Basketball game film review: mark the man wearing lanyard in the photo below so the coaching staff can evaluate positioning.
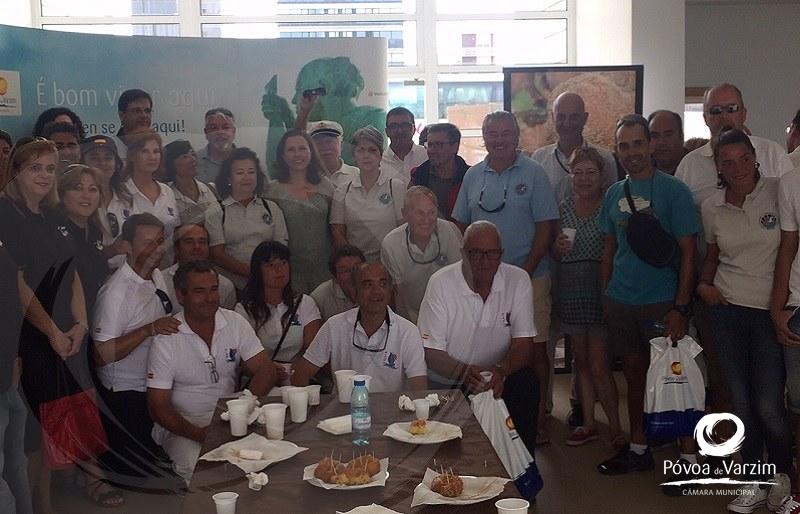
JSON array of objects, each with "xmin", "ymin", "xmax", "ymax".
[
  {"xmin": 530, "ymin": 92, "xmax": 618, "ymax": 204},
  {"xmin": 380, "ymin": 186, "xmax": 462, "ymax": 323},
  {"xmin": 452, "ymin": 110, "xmax": 558, "ymax": 442},
  {"xmin": 292, "ymin": 262, "xmax": 428, "ymax": 393}
]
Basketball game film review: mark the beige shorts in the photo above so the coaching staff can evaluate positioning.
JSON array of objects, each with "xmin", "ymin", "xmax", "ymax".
[{"xmin": 531, "ymin": 274, "xmax": 552, "ymax": 343}]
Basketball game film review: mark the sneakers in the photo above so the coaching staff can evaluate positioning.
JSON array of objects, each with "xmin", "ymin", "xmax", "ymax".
[
  {"xmin": 727, "ymin": 484, "xmax": 768, "ymax": 513},
  {"xmin": 566, "ymin": 427, "xmax": 598, "ymax": 446},
  {"xmin": 597, "ymin": 446, "xmax": 654, "ymax": 475},
  {"xmin": 661, "ymin": 458, "xmax": 699, "ymax": 497},
  {"xmin": 769, "ymin": 474, "xmax": 792, "ymax": 511},
  {"xmin": 777, "ymin": 495, "xmax": 800, "ymax": 514},
  {"xmin": 567, "ymin": 404, "xmax": 584, "ymax": 428}
]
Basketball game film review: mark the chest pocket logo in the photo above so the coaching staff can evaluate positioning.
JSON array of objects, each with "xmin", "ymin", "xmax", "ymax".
[
  {"xmin": 501, "ymin": 312, "xmax": 511, "ymax": 327},
  {"xmin": 225, "ymin": 348, "xmax": 238, "ymax": 362},
  {"xmin": 515, "ymin": 183, "xmax": 529, "ymax": 195},
  {"xmin": 760, "ymin": 212, "xmax": 778, "ymax": 230},
  {"xmin": 379, "ymin": 192, "xmax": 392, "ymax": 205},
  {"xmin": 383, "ymin": 351, "xmax": 398, "ymax": 369}
]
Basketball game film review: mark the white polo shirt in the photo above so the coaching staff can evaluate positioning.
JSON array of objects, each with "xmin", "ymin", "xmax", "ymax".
[
  {"xmin": 675, "ymin": 136, "xmax": 793, "ymax": 210},
  {"xmin": 302, "ymin": 307, "xmax": 427, "ymax": 393},
  {"xmin": 146, "ymin": 309, "xmax": 264, "ymax": 442},
  {"xmin": 163, "ymin": 263, "xmax": 237, "ymax": 311},
  {"xmin": 234, "ymin": 295, "xmax": 320, "ymax": 362},
  {"xmin": 93, "ymin": 262, "xmax": 172, "ymax": 392},
  {"xmin": 381, "ymin": 143, "xmax": 427, "ymax": 184},
  {"xmin": 530, "ymin": 141, "xmax": 618, "ymax": 204},
  {"xmin": 310, "ymin": 279, "xmax": 356, "ymax": 321},
  {"xmin": 779, "ymin": 170, "xmax": 800, "ymax": 306},
  {"xmin": 701, "ymin": 177, "xmax": 780, "ymax": 310},
  {"xmin": 380, "ymin": 219, "xmax": 463, "ymax": 323},
  {"xmin": 330, "ymin": 170, "xmax": 406, "ymax": 262},
  {"xmin": 790, "ymin": 147, "xmax": 800, "ymax": 171},
  {"xmin": 329, "ymin": 162, "xmax": 359, "ymax": 191},
  {"xmin": 170, "ymin": 179, "xmax": 218, "ymax": 226},
  {"xmin": 205, "ymin": 195, "xmax": 288, "ymax": 289},
  {"xmin": 417, "ymin": 262, "xmax": 537, "ymax": 386}
]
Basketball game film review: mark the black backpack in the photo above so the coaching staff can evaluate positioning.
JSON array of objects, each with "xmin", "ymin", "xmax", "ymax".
[{"xmin": 623, "ymin": 179, "xmax": 679, "ymax": 268}]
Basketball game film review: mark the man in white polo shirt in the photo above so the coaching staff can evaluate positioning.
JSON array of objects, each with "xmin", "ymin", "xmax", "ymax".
[
  {"xmin": 381, "ymin": 107, "xmax": 427, "ymax": 183},
  {"xmin": 147, "ymin": 261, "xmax": 278, "ymax": 483},
  {"xmin": 92, "ymin": 213, "xmax": 181, "ymax": 477},
  {"xmin": 310, "ymin": 244, "xmax": 365, "ymax": 322},
  {"xmin": 308, "ymin": 120, "xmax": 359, "ymax": 189},
  {"xmin": 163, "ymin": 224, "xmax": 236, "ymax": 310},
  {"xmin": 417, "ymin": 221, "xmax": 547, "ymax": 454},
  {"xmin": 292, "ymin": 262, "xmax": 428, "ymax": 393},
  {"xmin": 380, "ymin": 186, "xmax": 462, "ymax": 323}
]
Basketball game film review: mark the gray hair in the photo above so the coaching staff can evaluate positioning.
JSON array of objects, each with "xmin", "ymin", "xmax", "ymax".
[
  {"xmin": 481, "ymin": 111, "xmax": 520, "ymax": 138},
  {"xmin": 351, "ymin": 125, "xmax": 384, "ymax": 150},
  {"xmin": 404, "ymin": 185, "xmax": 438, "ymax": 208},
  {"xmin": 351, "ymin": 262, "xmax": 392, "ymax": 291},
  {"xmin": 703, "ymin": 83, "xmax": 744, "ymax": 109},
  {"xmin": 463, "ymin": 220, "xmax": 502, "ymax": 248}
]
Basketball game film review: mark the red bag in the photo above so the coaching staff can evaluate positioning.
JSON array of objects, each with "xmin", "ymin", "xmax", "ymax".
[{"xmin": 40, "ymin": 388, "xmax": 109, "ymax": 469}]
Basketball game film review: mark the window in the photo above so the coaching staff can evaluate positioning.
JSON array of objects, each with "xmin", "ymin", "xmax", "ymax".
[{"xmin": 42, "ymin": 23, "xmax": 179, "ymax": 36}]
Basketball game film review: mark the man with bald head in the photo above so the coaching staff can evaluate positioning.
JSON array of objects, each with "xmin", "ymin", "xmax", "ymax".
[
  {"xmin": 531, "ymin": 92, "xmax": 618, "ymax": 203},
  {"xmin": 418, "ymin": 221, "xmax": 547, "ymax": 453},
  {"xmin": 292, "ymin": 262, "xmax": 428, "ymax": 392},
  {"xmin": 676, "ymin": 83, "xmax": 793, "ymax": 210},
  {"xmin": 648, "ymin": 110, "xmax": 686, "ymax": 175}
]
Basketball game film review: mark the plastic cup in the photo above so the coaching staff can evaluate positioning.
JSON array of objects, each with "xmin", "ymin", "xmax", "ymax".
[
  {"xmin": 562, "ymin": 227, "xmax": 577, "ymax": 244},
  {"xmin": 226, "ymin": 399, "xmax": 251, "ymax": 437},
  {"xmin": 352, "ymin": 374, "xmax": 372, "ymax": 391},
  {"xmin": 413, "ymin": 398, "xmax": 430, "ymax": 420},
  {"xmin": 305, "ymin": 384, "xmax": 321, "ymax": 406},
  {"xmin": 495, "ymin": 498, "xmax": 530, "ymax": 513},
  {"xmin": 276, "ymin": 362, "xmax": 292, "ymax": 386},
  {"xmin": 335, "ymin": 370, "xmax": 356, "ymax": 403},
  {"xmin": 212, "ymin": 491, "xmax": 239, "ymax": 514},
  {"xmin": 262, "ymin": 403, "xmax": 287, "ymax": 440},
  {"xmin": 281, "ymin": 386, "xmax": 298, "ymax": 405},
  {"xmin": 288, "ymin": 388, "xmax": 309, "ymax": 423},
  {"xmin": 480, "ymin": 371, "xmax": 493, "ymax": 383}
]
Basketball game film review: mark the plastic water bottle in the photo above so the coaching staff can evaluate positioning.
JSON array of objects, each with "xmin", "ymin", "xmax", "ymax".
[{"xmin": 351, "ymin": 379, "xmax": 371, "ymax": 446}]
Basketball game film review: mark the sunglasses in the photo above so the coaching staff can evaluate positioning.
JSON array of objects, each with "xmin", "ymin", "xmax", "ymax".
[{"xmin": 707, "ymin": 104, "xmax": 740, "ymax": 116}]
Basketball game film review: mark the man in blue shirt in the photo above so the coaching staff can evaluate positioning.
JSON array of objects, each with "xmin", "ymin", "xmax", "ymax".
[
  {"xmin": 453, "ymin": 110, "xmax": 558, "ymax": 438},
  {"xmin": 598, "ymin": 114, "xmax": 699, "ymax": 478}
]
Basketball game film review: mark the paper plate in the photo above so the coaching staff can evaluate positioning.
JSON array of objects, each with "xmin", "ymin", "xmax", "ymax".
[
  {"xmin": 382, "ymin": 421, "xmax": 463, "ymax": 444},
  {"xmin": 199, "ymin": 432, "xmax": 308, "ymax": 473},
  {"xmin": 410, "ymin": 468, "xmax": 510, "ymax": 507},
  {"xmin": 303, "ymin": 458, "xmax": 389, "ymax": 490}
]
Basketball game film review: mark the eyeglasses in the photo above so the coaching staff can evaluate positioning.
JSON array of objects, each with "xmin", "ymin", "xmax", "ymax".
[
  {"xmin": 352, "ymin": 311, "xmax": 390, "ymax": 353},
  {"xmin": 466, "ymin": 249, "xmax": 503, "ymax": 261},
  {"xmin": 478, "ymin": 175, "xmax": 508, "ymax": 213},
  {"xmin": 204, "ymin": 354, "xmax": 220, "ymax": 383},
  {"xmin": 572, "ymin": 169, "xmax": 600, "ymax": 177},
  {"xmin": 707, "ymin": 104, "xmax": 740, "ymax": 116},
  {"xmin": 155, "ymin": 288, "xmax": 173, "ymax": 314},
  {"xmin": 387, "ymin": 122, "xmax": 413, "ymax": 131}
]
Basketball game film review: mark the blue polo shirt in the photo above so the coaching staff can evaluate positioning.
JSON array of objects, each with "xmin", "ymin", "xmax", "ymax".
[
  {"xmin": 453, "ymin": 152, "xmax": 558, "ymax": 277},
  {"xmin": 599, "ymin": 171, "xmax": 699, "ymax": 305}
]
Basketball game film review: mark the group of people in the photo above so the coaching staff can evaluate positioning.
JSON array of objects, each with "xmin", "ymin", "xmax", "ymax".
[{"xmin": 1, "ymin": 79, "xmax": 800, "ymax": 514}]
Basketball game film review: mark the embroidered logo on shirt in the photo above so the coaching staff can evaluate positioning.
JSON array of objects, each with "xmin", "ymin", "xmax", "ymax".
[
  {"xmin": 760, "ymin": 212, "xmax": 778, "ymax": 230},
  {"xmin": 436, "ymin": 254, "xmax": 449, "ymax": 266},
  {"xmin": 262, "ymin": 212, "xmax": 273, "ymax": 225},
  {"xmin": 147, "ymin": 372, "xmax": 154, "ymax": 379},
  {"xmin": 94, "ymin": 240, "xmax": 104, "ymax": 251},
  {"xmin": 501, "ymin": 312, "xmax": 511, "ymax": 326},
  {"xmin": 384, "ymin": 352, "xmax": 398, "ymax": 369},
  {"xmin": 617, "ymin": 196, "xmax": 651, "ymax": 214},
  {"xmin": 56, "ymin": 225, "xmax": 69, "ymax": 237},
  {"xmin": 226, "ymin": 348, "xmax": 238, "ymax": 362},
  {"xmin": 515, "ymin": 183, "xmax": 529, "ymax": 195},
  {"xmin": 122, "ymin": 208, "xmax": 131, "ymax": 219},
  {"xmin": 379, "ymin": 193, "xmax": 392, "ymax": 204},
  {"xmin": 167, "ymin": 207, "xmax": 175, "ymax": 217}
]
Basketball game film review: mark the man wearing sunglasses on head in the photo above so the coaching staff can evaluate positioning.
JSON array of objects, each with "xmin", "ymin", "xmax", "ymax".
[
  {"xmin": 676, "ymin": 82, "xmax": 794, "ymax": 211},
  {"xmin": 292, "ymin": 262, "xmax": 428, "ymax": 393},
  {"xmin": 417, "ymin": 221, "xmax": 545, "ymax": 454}
]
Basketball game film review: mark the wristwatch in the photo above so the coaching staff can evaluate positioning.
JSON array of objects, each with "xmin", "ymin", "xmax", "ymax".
[{"xmin": 671, "ymin": 304, "xmax": 692, "ymax": 317}]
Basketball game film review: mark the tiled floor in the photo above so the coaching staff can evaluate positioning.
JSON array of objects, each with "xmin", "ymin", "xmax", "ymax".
[{"xmin": 49, "ymin": 372, "xmax": 736, "ymax": 514}]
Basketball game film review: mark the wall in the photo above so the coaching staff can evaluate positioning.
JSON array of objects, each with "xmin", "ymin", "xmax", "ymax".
[{"xmin": 686, "ymin": 1, "xmax": 800, "ymax": 146}]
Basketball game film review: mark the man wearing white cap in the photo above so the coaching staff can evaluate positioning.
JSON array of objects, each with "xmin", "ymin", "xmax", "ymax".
[{"xmin": 308, "ymin": 120, "xmax": 359, "ymax": 189}]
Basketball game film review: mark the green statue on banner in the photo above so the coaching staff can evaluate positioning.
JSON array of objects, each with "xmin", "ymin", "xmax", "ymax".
[{"xmin": 261, "ymin": 56, "xmax": 386, "ymax": 171}]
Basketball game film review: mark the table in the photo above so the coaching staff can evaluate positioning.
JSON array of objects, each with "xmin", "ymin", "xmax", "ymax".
[{"xmin": 181, "ymin": 390, "xmax": 519, "ymax": 513}]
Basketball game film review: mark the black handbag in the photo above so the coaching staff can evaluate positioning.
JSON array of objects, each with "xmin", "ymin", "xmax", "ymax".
[{"xmin": 623, "ymin": 179, "xmax": 680, "ymax": 268}]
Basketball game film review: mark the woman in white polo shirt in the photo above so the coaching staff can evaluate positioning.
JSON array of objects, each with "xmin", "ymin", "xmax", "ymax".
[
  {"xmin": 163, "ymin": 140, "xmax": 219, "ymax": 226},
  {"xmin": 235, "ymin": 241, "xmax": 321, "ymax": 384},
  {"xmin": 206, "ymin": 147, "xmax": 288, "ymax": 291},
  {"xmin": 697, "ymin": 129, "xmax": 792, "ymax": 511},
  {"xmin": 330, "ymin": 126, "xmax": 405, "ymax": 261}
]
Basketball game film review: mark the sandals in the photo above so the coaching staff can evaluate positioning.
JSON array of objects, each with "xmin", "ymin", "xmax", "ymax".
[{"xmin": 87, "ymin": 478, "xmax": 125, "ymax": 508}]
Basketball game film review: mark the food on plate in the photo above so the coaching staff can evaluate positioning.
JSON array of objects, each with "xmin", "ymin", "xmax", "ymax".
[
  {"xmin": 349, "ymin": 454, "xmax": 381, "ymax": 476},
  {"xmin": 409, "ymin": 419, "xmax": 427, "ymax": 435},
  {"xmin": 431, "ymin": 470, "xmax": 464, "ymax": 498},
  {"xmin": 314, "ymin": 457, "xmax": 342, "ymax": 482},
  {"xmin": 314, "ymin": 453, "xmax": 382, "ymax": 485},
  {"xmin": 238, "ymin": 449, "xmax": 263, "ymax": 460}
]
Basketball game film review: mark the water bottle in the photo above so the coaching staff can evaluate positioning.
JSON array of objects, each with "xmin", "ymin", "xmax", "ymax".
[{"xmin": 351, "ymin": 379, "xmax": 371, "ymax": 446}]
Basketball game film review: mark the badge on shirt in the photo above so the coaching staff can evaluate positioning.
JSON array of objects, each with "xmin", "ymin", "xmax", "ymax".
[
  {"xmin": 147, "ymin": 372, "xmax": 154, "ymax": 379},
  {"xmin": 436, "ymin": 254, "xmax": 449, "ymax": 266},
  {"xmin": 383, "ymin": 351, "xmax": 398, "ymax": 369},
  {"xmin": 515, "ymin": 183, "xmax": 529, "ymax": 195},
  {"xmin": 761, "ymin": 212, "xmax": 778, "ymax": 230},
  {"xmin": 262, "ymin": 212, "xmax": 273, "ymax": 225},
  {"xmin": 122, "ymin": 208, "xmax": 131, "ymax": 219},
  {"xmin": 379, "ymin": 193, "xmax": 392, "ymax": 205},
  {"xmin": 501, "ymin": 312, "xmax": 511, "ymax": 327},
  {"xmin": 225, "ymin": 348, "xmax": 238, "ymax": 362},
  {"xmin": 56, "ymin": 225, "xmax": 69, "ymax": 238},
  {"xmin": 167, "ymin": 207, "xmax": 175, "ymax": 217},
  {"xmin": 94, "ymin": 240, "xmax": 104, "ymax": 252}
]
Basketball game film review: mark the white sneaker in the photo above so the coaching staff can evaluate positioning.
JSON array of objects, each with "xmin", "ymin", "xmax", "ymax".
[
  {"xmin": 769, "ymin": 474, "xmax": 792, "ymax": 511},
  {"xmin": 728, "ymin": 484, "xmax": 768, "ymax": 513},
  {"xmin": 777, "ymin": 495, "xmax": 800, "ymax": 514}
]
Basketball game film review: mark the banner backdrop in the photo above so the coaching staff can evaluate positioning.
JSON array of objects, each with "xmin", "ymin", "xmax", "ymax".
[{"xmin": 0, "ymin": 24, "xmax": 388, "ymax": 167}]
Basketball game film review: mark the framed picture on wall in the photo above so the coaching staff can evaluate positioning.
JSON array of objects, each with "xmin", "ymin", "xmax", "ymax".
[{"xmin": 503, "ymin": 65, "xmax": 644, "ymax": 154}]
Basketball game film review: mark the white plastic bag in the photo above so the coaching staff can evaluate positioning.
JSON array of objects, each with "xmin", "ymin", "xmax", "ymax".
[
  {"xmin": 644, "ymin": 335, "xmax": 705, "ymax": 439},
  {"xmin": 470, "ymin": 391, "xmax": 543, "ymax": 501}
]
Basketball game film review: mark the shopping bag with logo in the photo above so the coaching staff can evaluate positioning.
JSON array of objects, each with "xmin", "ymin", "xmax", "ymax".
[
  {"xmin": 644, "ymin": 335, "xmax": 705, "ymax": 439},
  {"xmin": 470, "ymin": 391, "xmax": 543, "ymax": 501}
]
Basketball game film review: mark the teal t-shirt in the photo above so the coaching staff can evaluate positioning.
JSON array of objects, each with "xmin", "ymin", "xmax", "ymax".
[{"xmin": 599, "ymin": 171, "xmax": 699, "ymax": 305}]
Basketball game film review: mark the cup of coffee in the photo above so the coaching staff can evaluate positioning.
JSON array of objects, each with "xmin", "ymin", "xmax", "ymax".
[
  {"xmin": 212, "ymin": 491, "xmax": 239, "ymax": 514},
  {"xmin": 262, "ymin": 403, "xmax": 288, "ymax": 440},
  {"xmin": 334, "ymin": 370, "xmax": 357, "ymax": 403}
]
